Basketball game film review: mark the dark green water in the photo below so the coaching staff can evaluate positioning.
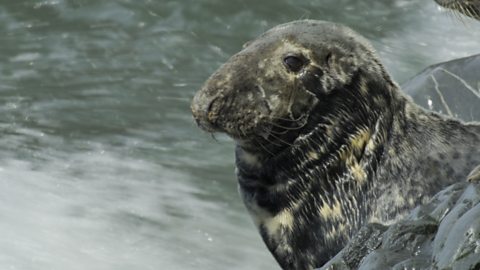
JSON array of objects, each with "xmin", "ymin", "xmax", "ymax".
[{"xmin": 0, "ymin": 1, "xmax": 478, "ymax": 269}]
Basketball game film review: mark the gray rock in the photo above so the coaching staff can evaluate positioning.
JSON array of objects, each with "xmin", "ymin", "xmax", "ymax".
[
  {"xmin": 402, "ymin": 54, "xmax": 480, "ymax": 122},
  {"xmin": 317, "ymin": 182, "xmax": 480, "ymax": 270}
]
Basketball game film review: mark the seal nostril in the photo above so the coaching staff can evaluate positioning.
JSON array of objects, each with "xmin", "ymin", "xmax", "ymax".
[
  {"xmin": 207, "ymin": 97, "xmax": 216, "ymax": 115},
  {"xmin": 191, "ymin": 91, "xmax": 220, "ymax": 131},
  {"xmin": 206, "ymin": 96, "xmax": 220, "ymax": 123}
]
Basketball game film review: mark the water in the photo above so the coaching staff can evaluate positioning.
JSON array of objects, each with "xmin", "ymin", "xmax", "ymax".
[{"xmin": 0, "ymin": 1, "xmax": 478, "ymax": 269}]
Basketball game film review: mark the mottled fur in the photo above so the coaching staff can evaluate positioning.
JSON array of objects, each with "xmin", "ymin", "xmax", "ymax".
[
  {"xmin": 191, "ymin": 20, "xmax": 480, "ymax": 269},
  {"xmin": 435, "ymin": 0, "xmax": 480, "ymax": 20}
]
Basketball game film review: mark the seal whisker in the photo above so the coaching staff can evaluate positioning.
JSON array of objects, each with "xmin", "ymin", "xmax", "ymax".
[
  {"xmin": 268, "ymin": 132, "xmax": 295, "ymax": 147},
  {"xmin": 270, "ymin": 113, "xmax": 307, "ymax": 122},
  {"xmin": 252, "ymin": 137, "xmax": 275, "ymax": 157},
  {"xmin": 261, "ymin": 136, "xmax": 284, "ymax": 147},
  {"xmin": 266, "ymin": 117, "xmax": 309, "ymax": 131},
  {"xmin": 269, "ymin": 128, "xmax": 290, "ymax": 135},
  {"xmin": 254, "ymin": 127, "xmax": 284, "ymax": 148}
]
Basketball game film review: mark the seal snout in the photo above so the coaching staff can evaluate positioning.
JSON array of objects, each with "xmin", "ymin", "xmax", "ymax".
[{"xmin": 191, "ymin": 87, "xmax": 223, "ymax": 132}]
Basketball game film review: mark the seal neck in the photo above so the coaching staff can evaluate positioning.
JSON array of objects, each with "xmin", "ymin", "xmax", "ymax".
[
  {"xmin": 235, "ymin": 69, "xmax": 407, "ymax": 269},
  {"xmin": 235, "ymin": 67, "xmax": 402, "ymax": 184}
]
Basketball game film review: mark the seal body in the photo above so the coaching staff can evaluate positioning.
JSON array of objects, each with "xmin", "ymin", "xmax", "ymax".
[{"xmin": 191, "ymin": 20, "xmax": 480, "ymax": 269}]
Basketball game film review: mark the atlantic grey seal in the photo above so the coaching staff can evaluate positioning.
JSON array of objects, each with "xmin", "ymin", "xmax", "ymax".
[{"xmin": 190, "ymin": 20, "xmax": 480, "ymax": 269}]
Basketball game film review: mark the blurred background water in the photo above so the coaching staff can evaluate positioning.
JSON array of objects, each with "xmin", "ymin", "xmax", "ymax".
[{"xmin": 0, "ymin": 1, "xmax": 478, "ymax": 269}]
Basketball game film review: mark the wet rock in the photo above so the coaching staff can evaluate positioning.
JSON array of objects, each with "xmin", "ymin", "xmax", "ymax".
[
  {"xmin": 318, "ymin": 182, "xmax": 480, "ymax": 270},
  {"xmin": 402, "ymin": 54, "xmax": 480, "ymax": 122}
]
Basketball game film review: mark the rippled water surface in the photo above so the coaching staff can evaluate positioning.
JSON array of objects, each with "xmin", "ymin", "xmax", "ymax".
[{"xmin": 0, "ymin": 1, "xmax": 478, "ymax": 269}]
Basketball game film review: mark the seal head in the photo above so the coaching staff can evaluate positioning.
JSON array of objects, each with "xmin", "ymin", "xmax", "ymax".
[{"xmin": 191, "ymin": 20, "xmax": 394, "ymax": 156}]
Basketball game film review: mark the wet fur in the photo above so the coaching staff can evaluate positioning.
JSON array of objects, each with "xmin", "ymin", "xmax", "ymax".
[
  {"xmin": 435, "ymin": 0, "xmax": 480, "ymax": 20},
  {"xmin": 191, "ymin": 20, "xmax": 480, "ymax": 269}
]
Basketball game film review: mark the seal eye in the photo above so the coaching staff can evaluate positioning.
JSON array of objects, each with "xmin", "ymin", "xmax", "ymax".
[{"xmin": 283, "ymin": 55, "xmax": 304, "ymax": 72}]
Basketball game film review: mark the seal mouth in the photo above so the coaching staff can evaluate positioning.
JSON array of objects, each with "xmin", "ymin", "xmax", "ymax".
[
  {"xmin": 191, "ymin": 85, "xmax": 275, "ymax": 143},
  {"xmin": 192, "ymin": 102, "xmax": 307, "ymax": 156},
  {"xmin": 191, "ymin": 95, "xmax": 223, "ymax": 133},
  {"xmin": 190, "ymin": 85, "xmax": 228, "ymax": 134},
  {"xmin": 191, "ymin": 105, "xmax": 217, "ymax": 133},
  {"xmin": 191, "ymin": 100, "xmax": 261, "ymax": 142}
]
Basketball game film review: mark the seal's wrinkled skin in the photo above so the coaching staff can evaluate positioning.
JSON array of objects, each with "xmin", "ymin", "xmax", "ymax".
[
  {"xmin": 435, "ymin": 0, "xmax": 480, "ymax": 20},
  {"xmin": 191, "ymin": 20, "xmax": 480, "ymax": 269}
]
